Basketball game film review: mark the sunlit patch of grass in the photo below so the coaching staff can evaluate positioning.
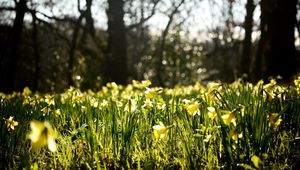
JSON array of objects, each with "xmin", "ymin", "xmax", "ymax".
[{"xmin": 1, "ymin": 77, "xmax": 300, "ymax": 169}]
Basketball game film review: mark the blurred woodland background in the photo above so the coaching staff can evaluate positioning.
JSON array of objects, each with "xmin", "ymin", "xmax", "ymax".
[{"xmin": 0, "ymin": 0, "xmax": 299, "ymax": 92}]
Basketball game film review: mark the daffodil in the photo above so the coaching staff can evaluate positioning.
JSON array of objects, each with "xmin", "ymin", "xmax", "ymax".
[
  {"xmin": 251, "ymin": 155, "xmax": 261, "ymax": 168},
  {"xmin": 142, "ymin": 98, "xmax": 153, "ymax": 109},
  {"xmin": 90, "ymin": 98, "xmax": 99, "ymax": 108},
  {"xmin": 132, "ymin": 80, "xmax": 151, "ymax": 89},
  {"xmin": 203, "ymin": 134, "xmax": 212, "ymax": 143},
  {"xmin": 124, "ymin": 99, "xmax": 137, "ymax": 113},
  {"xmin": 100, "ymin": 100, "xmax": 109, "ymax": 107},
  {"xmin": 269, "ymin": 113, "xmax": 282, "ymax": 127},
  {"xmin": 207, "ymin": 106, "xmax": 217, "ymax": 119},
  {"xmin": 54, "ymin": 109, "xmax": 61, "ymax": 117},
  {"xmin": 5, "ymin": 116, "xmax": 19, "ymax": 130},
  {"xmin": 153, "ymin": 122, "xmax": 168, "ymax": 139},
  {"xmin": 28, "ymin": 120, "xmax": 57, "ymax": 152},
  {"xmin": 221, "ymin": 110, "xmax": 236, "ymax": 126},
  {"xmin": 145, "ymin": 87, "xmax": 162, "ymax": 98},
  {"xmin": 184, "ymin": 100, "xmax": 201, "ymax": 116},
  {"xmin": 30, "ymin": 162, "xmax": 39, "ymax": 170},
  {"xmin": 294, "ymin": 77, "xmax": 300, "ymax": 87},
  {"xmin": 22, "ymin": 86, "xmax": 32, "ymax": 96},
  {"xmin": 44, "ymin": 95, "xmax": 55, "ymax": 106},
  {"xmin": 229, "ymin": 128, "xmax": 242, "ymax": 141},
  {"xmin": 207, "ymin": 82, "xmax": 221, "ymax": 93},
  {"xmin": 263, "ymin": 79, "xmax": 276, "ymax": 91},
  {"xmin": 141, "ymin": 80, "xmax": 152, "ymax": 87}
]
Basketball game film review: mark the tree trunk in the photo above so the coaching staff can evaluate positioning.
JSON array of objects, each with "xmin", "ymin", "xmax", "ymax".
[
  {"xmin": 267, "ymin": 0, "xmax": 297, "ymax": 81},
  {"xmin": 240, "ymin": 0, "xmax": 255, "ymax": 78},
  {"xmin": 31, "ymin": 10, "xmax": 41, "ymax": 91},
  {"xmin": 68, "ymin": 12, "xmax": 84, "ymax": 87},
  {"xmin": 4, "ymin": 0, "xmax": 27, "ymax": 92},
  {"xmin": 106, "ymin": 0, "xmax": 128, "ymax": 85},
  {"xmin": 253, "ymin": 0, "xmax": 271, "ymax": 81}
]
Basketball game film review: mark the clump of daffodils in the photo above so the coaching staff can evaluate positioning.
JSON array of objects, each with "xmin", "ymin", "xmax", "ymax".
[{"xmin": 28, "ymin": 120, "xmax": 57, "ymax": 152}]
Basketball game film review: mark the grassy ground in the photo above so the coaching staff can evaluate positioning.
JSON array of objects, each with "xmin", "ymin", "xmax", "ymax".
[{"xmin": 1, "ymin": 78, "xmax": 300, "ymax": 169}]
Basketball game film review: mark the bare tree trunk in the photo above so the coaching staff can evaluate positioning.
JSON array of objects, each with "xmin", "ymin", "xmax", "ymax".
[
  {"xmin": 241, "ymin": 0, "xmax": 255, "ymax": 79},
  {"xmin": 31, "ymin": 10, "xmax": 41, "ymax": 91},
  {"xmin": 4, "ymin": 0, "xmax": 27, "ymax": 92},
  {"xmin": 267, "ymin": 0, "xmax": 297, "ymax": 80},
  {"xmin": 106, "ymin": 0, "xmax": 128, "ymax": 85},
  {"xmin": 68, "ymin": 11, "xmax": 84, "ymax": 87},
  {"xmin": 253, "ymin": 0, "xmax": 270, "ymax": 81}
]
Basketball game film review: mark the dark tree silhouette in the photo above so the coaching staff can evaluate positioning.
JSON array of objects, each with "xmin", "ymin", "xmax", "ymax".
[
  {"xmin": 30, "ymin": 10, "xmax": 41, "ymax": 91},
  {"xmin": 255, "ymin": 0, "xmax": 297, "ymax": 81},
  {"xmin": 240, "ymin": 0, "xmax": 255, "ymax": 78},
  {"xmin": 4, "ymin": 0, "xmax": 27, "ymax": 92},
  {"xmin": 253, "ymin": 0, "xmax": 269, "ymax": 81},
  {"xmin": 267, "ymin": 0, "xmax": 297, "ymax": 80},
  {"xmin": 105, "ymin": 0, "xmax": 128, "ymax": 85}
]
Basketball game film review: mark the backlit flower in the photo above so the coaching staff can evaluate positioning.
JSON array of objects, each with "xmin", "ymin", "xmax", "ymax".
[
  {"xmin": 269, "ymin": 113, "xmax": 282, "ymax": 127},
  {"xmin": 28, "ymin": 120, "xmax": 57, "ymax": 152},
  {"xmin": 207, "ymin": 82, "xmax": 221, "ymax": 93},
  {"xmin": 221, "ymin": 110, "xmax": 236, "ymax": 126},
  {"xmin": 5, "ymin": 116, "xmax": 19, "ymax": 130},
  {"xmin": 251, "ymin": 155, "xmax": 261, "ymax": 168},
  {"xmin": 184, "ymin": 99, "xmax": 201, "ymax": 116},
  {"xmin": 207, "ymin": 106, "xmax": 217, "ymax": 119},
  {"xmin": 145, "ymin": 87, "xmax": 162, "ymax": 98},
  {"xmin": 229, "ymin": 128, "xmax": 242, "ymax": 141},
  {"xmin": 132, "ymin": 80, "xmax": 152, "ymax": 89},
  {"xmin": 153, "ymin": 122, "xmax": 168, "ymax": 139}
]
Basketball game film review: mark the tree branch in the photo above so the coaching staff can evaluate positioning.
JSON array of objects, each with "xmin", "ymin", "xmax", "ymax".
[
  {"xmin": 0, "ymin": 6, "xmax": 16, "ymax": 11},
  {"xmin": 126, "ymin": 0, "xmax": 160, "ymax": 30}
]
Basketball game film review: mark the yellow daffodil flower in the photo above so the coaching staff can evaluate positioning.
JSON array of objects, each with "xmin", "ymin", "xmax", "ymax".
[
  {"xmin": 141, "ymin": 80, "xmax": 152, "ymax": 87},
  {"xmin": 229, "ymin": 128, "xmax": 242, "ymax": 141},
  {"xmin": 28, "ymin": 120, "xmax": 57, "ymax": 152},
  {"xmin": 142, "ymin": 98, "xmax": 153, "ymax": 109},
  {"xmin": 132, "ymin": 80, "xmax": 152, "ymax": 89},
  {"xmin": 269, "ymin": 113, "xmax": 282, "ymax": 127},
  {"xmin": 45, "ymin": 95, "xmax": 55, "ymax": 106},
  {"xmin": 207, "ymin": 82, "xmax": 221, "ymax": 93},
  {"xmin": 207, "ymin": 106, "xmax": 217, "ymax": 119},
  {"xmin": 294, "ymin": 77, "xmax": 300, "ymax": 87},
  {"xmin": 54, "ymin": 109, "xmax": 61, "ymax": 117},
  {"xmin": 221, "ymin": 110, "xmax": 236, "ymax": 126},
  {"xmin": 6, "ymin": 116, "xmax": 19, "ymax": 130},
  {"xmin": 251, "ymin": 155, "xmax": 261, "ymax": 168},
  {"xmin": 153, "ymin": 122, "xmax": 168, "ymax": 139},
  {"xmin": 145, "ymin": 87, "xmax": 162, "ymax": 98},
  {"xmin": 22, "ymin": 87, "xmax": 32, "ymax": 96},
  {"xmin": 90, "ymin": 98, "xmax": 99, "ymax": 108},
  {"xmin": 184, "ymin": 99, "xmax": 201, "ymax": 116},
  {"xmin": 263, "ymin": 79, "xmax": 276, "ymax": 91}
]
